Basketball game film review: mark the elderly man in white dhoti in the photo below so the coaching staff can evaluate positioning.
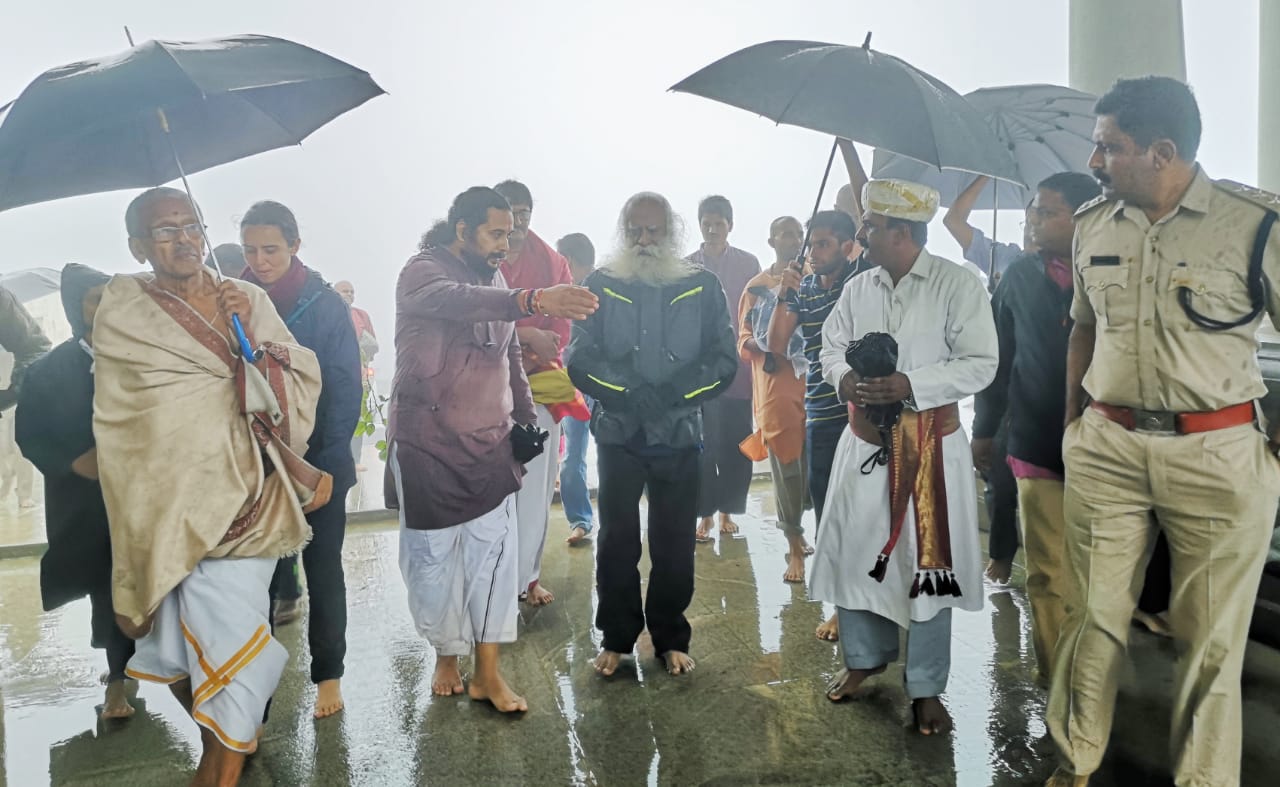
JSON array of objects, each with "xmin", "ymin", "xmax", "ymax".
[
  {"xmin": 95, "ymin": 187, "xmax": 325, "ymax": 787},
  {"xmin": 809, "ymin": 179, "xmax": 998, "ymax": 736}
]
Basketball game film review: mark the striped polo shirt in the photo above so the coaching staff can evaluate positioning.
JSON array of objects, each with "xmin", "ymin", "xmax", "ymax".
[{"xmin": 792, "ymin": 257, "xmax": 869, "ymax": 424}]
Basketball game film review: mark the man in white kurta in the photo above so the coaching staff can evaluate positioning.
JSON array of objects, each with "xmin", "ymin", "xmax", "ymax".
[{"xmin": 809, "ymin": 179, "xmax": 998, "ymax": 735}]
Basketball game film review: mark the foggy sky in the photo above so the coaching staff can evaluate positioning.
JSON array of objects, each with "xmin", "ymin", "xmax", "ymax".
[{"xmin": 0, "ymin": 0, "xmax": 1261, "ymax": 351}]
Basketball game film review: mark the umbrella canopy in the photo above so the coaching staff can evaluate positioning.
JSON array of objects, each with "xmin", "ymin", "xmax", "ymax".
[
  {"xmin": 670, "ymin": 39, "xmax": 1021, "ymax": 185},
  {"xmin": 872, "ymin": 84, "xmax": 1098, "ymax": 209},
  {"xmin": 0, "ymin": 34, "xmax": 384, "ymax": 212}
]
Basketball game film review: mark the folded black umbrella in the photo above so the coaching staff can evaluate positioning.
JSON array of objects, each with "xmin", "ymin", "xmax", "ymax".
[{"xmin": 846, "ymin": 332, "xmax": 900, "ymax": 472}]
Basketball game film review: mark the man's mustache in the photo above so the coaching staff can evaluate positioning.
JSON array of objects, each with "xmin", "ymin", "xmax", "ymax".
[{"xmin": 1093, "ymin": 170, "xmax": 1111, "ymax": 185}]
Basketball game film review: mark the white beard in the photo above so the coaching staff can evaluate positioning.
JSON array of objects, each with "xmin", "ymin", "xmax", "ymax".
[{"xmin": 603, "ymin": 245, "xmax": 698, "ymax": 287}]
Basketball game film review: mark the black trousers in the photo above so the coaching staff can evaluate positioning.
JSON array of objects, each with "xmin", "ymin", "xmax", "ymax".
[
  {"xmin": 696, "ymin": 397, "xmax": 754, "ymax": 517},
  {"xmin": 89, "ymin": 587, "xmax": 135, "ymax": 683},
  {"xmin": 596, "ymin": 443, "xmax": 700, "ymax": 655},
  {"xmin": 268, "ymin": 493, "xmax": 348, "ymax": 683},
  {"xmin": 984, "ymin": 419, "xmax": 1021, "ymax": 562}
]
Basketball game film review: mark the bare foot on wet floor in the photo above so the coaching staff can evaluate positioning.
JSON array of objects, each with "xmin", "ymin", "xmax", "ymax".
[
  {"xmin": 661, "ymin": 651, "xmax": 695, "ymax": 675},
  {"xmin": 816, "ymin": 614, "xmax": 840, "ymax": 642},
  {"xmin": 718, "ymin": 514, "xmax": 739, "ymax": 536},
  {"xmin": 984, "ymin": 557, "xmax": 1013, "ymax": 585},
  {"xmin": 100, "ymin": 680, "xmax": 135, "ymax": 721},
  {"xmin": 783, "ymin": 551, "xmax": 806, "ymax": 583},
  {"xmin": 244, "ymin": 725, "xmax": 265, "ymax": 755},
  {"xmin": 826, "ymin": 665, "xmax": 886, "ymax": 702},
  {"xmin": 566, "ymin": 526, "xmax": 590, "ymax": 546},
  {"xmin": 432, "ymin": 656, "xmax": 465, "ymax": 696},
  {"xmin": 801, "ymin": 537, "xmax": 815, "ymax": 556},
  {"xmin": 912, "ymin": 696, "xmax": 953, "ymax": 735},
  {"xmin": 525, "ymin": 582, "xmax": 555, "ymax": 607},
  {"xmin": 314, "ymin": 679, "xmax": 344, "ymax": 719},
  {"xmin": 593, "ymin": 650, "xmax": 625, "ymax": 677},
  {"xmin": 468, "ymin": 673, "xmax": 528, "ymax": 713},
  {"xmin": 695, "ymin": 516, "xmax": 715, "ymax": 543}
]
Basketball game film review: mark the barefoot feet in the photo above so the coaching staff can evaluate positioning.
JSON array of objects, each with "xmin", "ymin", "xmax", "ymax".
[
  {"xmin": 525, "ymin": 581, "xmax": 555, "ymax": 607},
  {"xmin": 100, "ymin": 680, "xmax": 135, "ymax": 721},
  {"xmin": 783, "ymin": 551, "xmax": 806, "ymax": 583},
  {"xmin": 244, "ymin": 725, "xmax": 265, "ymax": 755},
  {"xmin": 826, "ymin": 665, "xmax": 886, "ymax": 702},
  {"xmin": 593, "ymin": 650, "xmax": 624, "ymax": 677},
  {"xmin": 984, "ymin": 557, "xmax": 1013, "ymax": 585},
  {"xmin": 468, "ymin": 673, "xmax": 528, "ymax": 713},
  {"xmin": 566, "ymin": 525, "xmax": 590, "ymax": 546},
  {"xmin": 816, "ymin": 614, "xmax": 840, "ymax": 642},
  {"xmin": 432, "ymin": 656, "xmax": 465, "ymax": 696},
  {"xmin": 661, "ymin": 651, "xmax": 696, "ymax": 675},
  {"xmin": 718, "ymin": 513, "xmax": 739, "ymax": 536},
  {"xmin": 314, "ymin": 679, "xmax": 344, "ymax": 719},
  {"xmin": 695, "ymin": 516, "xmax": 715, "ymax": 543},
  {"xmin": 912, "ymin": 696, "xmax": 953, "ymax": 735}
]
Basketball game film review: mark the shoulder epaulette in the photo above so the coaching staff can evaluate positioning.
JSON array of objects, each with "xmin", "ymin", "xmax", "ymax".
[
  {"xmin": 1215, "ymin": 179, "xmax": 1280, "ymax": 213},
  {"xmin": 1073, "ymin": 194, "xmax": 1110, "ymax": 218}
]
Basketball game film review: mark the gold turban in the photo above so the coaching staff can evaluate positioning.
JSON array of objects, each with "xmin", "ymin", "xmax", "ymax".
[{"xmin": 862, "ymin": 179, "xmax": 941, "ymax": 223}]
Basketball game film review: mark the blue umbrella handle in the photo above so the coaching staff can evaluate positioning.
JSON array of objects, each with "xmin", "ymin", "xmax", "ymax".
[{"xmin": 231, "ymin": 314, "xmax": 257, "ymax": 361}]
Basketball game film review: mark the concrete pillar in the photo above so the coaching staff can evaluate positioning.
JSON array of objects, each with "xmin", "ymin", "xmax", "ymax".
[
  {"xmin": 1069, "ymin": 0, "xmax": 1187, "ymax": 96},
  {"xmin": 1261, "ymin": 0, "xmax": 1280, "ymax": 191}
]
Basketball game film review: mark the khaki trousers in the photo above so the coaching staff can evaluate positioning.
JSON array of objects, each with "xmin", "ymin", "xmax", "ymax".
[
  {"xmin": 768, "ymin": 447, "xmax": 809, "ymax": 538},
  {"xmin": 1016, "ymin": 477, "xmax": 1070, "ymax": 683},
  {"xmin": 1050, "ymin": 408, "xmax": 1278, "ymax": 786}
]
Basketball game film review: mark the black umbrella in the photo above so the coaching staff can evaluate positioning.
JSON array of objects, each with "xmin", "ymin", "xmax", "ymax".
[
  {"xmin": 0, "ymin": 33, "xmax": 384, "ymax": 359},
  {"xmin": 0, "ymin": 34, "xmax": 383, "ymax": 212},
  {"xmin": 671, "ymin": 37, "xmax": 1020, "ymax": 276},
  {"xmin": 671, "ymin": 37, "xmax": 1022, "ymax": 185}
]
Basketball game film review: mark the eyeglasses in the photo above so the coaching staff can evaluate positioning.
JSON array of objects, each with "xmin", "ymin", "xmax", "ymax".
[{"xmin": 148, "ymin": 223, "xmax": 205, "ymax": 243}]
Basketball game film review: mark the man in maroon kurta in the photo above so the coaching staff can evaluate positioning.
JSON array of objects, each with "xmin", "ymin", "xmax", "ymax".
[
  {"xmin": 686, "ymin": 195, "xmax": 761, "ymax": 541},
  {"xmin": 386, "ymin": 186, "xmax": 596, "ymax": 713},
  {"xmin": 495, "ymin": 179, "xmax": 575, "ymax": 608}
]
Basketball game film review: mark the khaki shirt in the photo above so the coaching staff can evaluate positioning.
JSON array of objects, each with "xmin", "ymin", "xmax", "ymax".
[{"xmin": 1072, "ymin": 167, "xmax": 1280, "ymax": 411}]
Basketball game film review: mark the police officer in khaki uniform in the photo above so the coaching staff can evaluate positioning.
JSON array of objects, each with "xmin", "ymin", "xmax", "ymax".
[{"xmin": 1048, "ymin": 76, "xmax": 1280, "ymax": 787}]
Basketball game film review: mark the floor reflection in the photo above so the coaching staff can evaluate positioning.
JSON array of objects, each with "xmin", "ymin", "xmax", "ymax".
[{"xmin": 2, "ymin": 481, "xmax": 1278, "ymax": 786}]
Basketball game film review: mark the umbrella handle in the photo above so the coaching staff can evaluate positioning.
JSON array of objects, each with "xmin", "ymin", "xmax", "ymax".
[
  {"xmin": 230, "ymin": 314, "xmax": 257, "ymax": 361},
  {"xmin": 784, "ymin": 139, "xmax": 840, "ymax": 304}
]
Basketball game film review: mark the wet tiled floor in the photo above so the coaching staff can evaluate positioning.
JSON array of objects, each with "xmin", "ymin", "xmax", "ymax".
[{"xmin": 2, "ymin": 482, "xmax": 1279, "ymax": 785}]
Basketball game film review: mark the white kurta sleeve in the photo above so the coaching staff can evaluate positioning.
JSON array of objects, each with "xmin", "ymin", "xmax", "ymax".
[
  {"xmin": 903, "ymin": 273, "xmax": 998, "ymax": 410},
  {"xmin": 820, "ymin": 285, "xmax": 857, "ymax": 399}
]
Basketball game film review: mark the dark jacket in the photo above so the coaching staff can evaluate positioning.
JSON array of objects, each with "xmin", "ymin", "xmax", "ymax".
[
  {"xmin": 279, "ymin": 269, "xmax": 363, "ymax": 493},
  {"xmin": 973, "ymin": 252, "xmax": 1073, "ymax": 473},
  {"xmin": 566, "ymin": 266, "xmax": 738, "ymax": 449},
  {"xmin": 16, "ymin": 263, "xmax": 111, "ymax": 611},
  {"xmin": 385, "ymin": 247, "xmax": 535, "ymax": 530}
]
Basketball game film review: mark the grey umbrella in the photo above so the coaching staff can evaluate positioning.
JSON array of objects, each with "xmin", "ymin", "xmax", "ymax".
[{"xmin": 871, "ymin": 84, "xmax": 1099, "ymax": 209}]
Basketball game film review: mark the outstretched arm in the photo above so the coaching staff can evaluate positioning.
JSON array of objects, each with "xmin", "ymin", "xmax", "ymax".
[
  {"xmin": 837, "ymin": 138, "xmax": 868, "ymax": 227},
  {"xmin": 943, "ymin": 175, "xmax": 990, "ymax": 254}
]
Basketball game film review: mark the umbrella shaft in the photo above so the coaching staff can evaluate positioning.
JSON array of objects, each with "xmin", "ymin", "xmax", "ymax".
[{"xmin": 785, "ymin": 139, "xmax": 839, "ymax": 304}]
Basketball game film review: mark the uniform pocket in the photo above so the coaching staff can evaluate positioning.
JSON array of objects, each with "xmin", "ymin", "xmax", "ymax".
[
  {"xmin": 1081, "ymin": 264, "xmax": 1131, "ymax": 327},
  {"xmin": 1167, "ymin": 266, "xmax": 1251, "ymax": 328}
]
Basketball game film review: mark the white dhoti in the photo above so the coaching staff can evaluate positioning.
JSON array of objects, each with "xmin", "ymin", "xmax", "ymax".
[
  {"xmin": 809, "ymin": 427, "xmax": 985, "ymax": 627},
  {"xmin": 515, "ymin": 404, "xmax": 561, "ymax": 592},
  {"xmin": 126, "ymin": 557, "xmax": 284, "ymax": 754},
  {"xmin": 392, "ymin": 448, "xmax": 519, "ymax": 655}
]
